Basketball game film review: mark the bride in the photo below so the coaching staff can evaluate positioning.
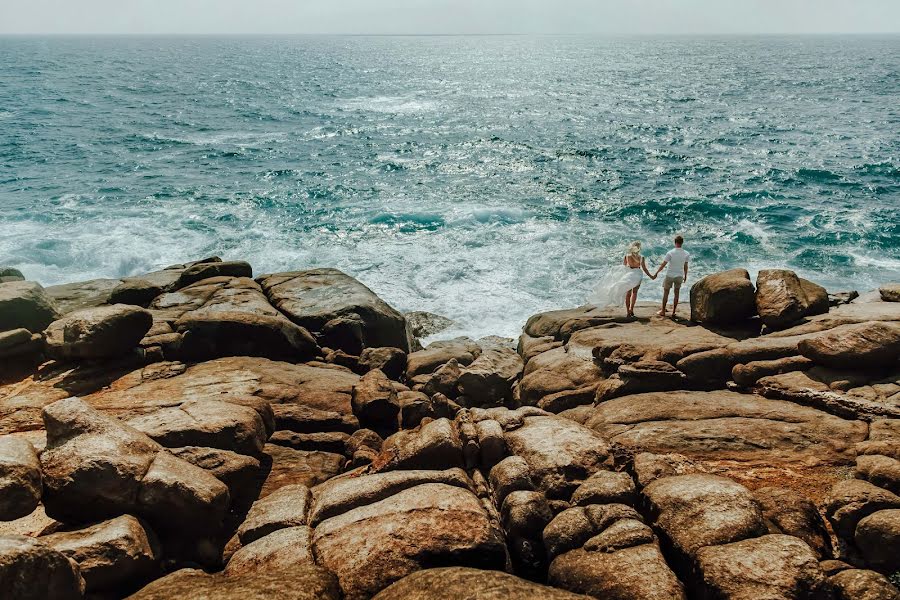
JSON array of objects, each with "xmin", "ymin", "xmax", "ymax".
[{"xmin": 589, "ymin": 241, "xmax": 656, "ymax": 317}]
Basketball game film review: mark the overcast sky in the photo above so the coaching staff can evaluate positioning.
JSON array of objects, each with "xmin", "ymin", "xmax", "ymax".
[{"xmin": 1, "ymin": 0, "xmax": 898, "ymax": 35}]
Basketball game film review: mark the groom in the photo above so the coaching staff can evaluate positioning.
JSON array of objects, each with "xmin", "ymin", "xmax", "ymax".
[{"xmin": 654, "ymin": 235, "xmax": 689, "ymax": 317}]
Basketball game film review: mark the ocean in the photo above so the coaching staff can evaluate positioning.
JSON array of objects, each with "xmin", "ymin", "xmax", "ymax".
[{"xmin": 1, "ymin": 35, "xmax": 898, "ymax": 339}]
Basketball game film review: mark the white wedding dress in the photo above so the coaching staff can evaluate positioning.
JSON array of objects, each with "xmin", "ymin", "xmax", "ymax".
[{"xmin": 588, "ymin": 263, "xmax": 644, "ymax": 308}]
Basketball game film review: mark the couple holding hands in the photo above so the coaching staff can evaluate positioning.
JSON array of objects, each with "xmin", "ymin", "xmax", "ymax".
[{"xmin": 590, "ymin": 235, "xmax": 690, "ymax": 318}]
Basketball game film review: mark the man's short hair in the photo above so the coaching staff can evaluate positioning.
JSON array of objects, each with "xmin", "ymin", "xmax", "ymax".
[{"xmin": 674, "ymin": 235, "xmax": 684, "ymax": 246}]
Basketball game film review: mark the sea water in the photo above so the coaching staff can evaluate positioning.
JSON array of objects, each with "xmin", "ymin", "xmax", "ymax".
[{"xmin": 1, "ymin": 35, "xmax": 898, "ymax": 338}]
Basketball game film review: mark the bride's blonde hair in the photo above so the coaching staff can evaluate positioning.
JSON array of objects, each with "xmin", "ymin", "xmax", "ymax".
[{"xmin": 627, "ymin": 241, "xmax": 642, "ymax": 256}]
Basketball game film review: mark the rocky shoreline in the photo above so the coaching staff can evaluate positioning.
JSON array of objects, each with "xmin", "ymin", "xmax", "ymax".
[{"xmin": 0, "ymin": 257, "xmax": 898, "ymax": 599}]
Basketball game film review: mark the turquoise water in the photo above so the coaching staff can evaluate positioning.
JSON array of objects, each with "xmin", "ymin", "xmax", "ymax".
[{"xmin": 1, "ymin": 35, "xmax": 898, "ymax": 337}]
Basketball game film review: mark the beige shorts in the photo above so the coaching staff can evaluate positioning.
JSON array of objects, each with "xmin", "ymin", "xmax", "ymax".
[{"xmin": 663, "ymin": 275, "xmax": 683, "ymax": 292}]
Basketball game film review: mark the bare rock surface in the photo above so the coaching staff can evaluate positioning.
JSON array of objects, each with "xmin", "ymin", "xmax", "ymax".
[
  {"xmin": 258, "ymin": 268, "xmax": 408, "ymax": 354},
  {"xmin": 312, "ymin": 482, "xmax": 506, "ymax": 599},
  {"xmin": 224, "ymin": 525, "xmax": 313, "ymax": 576},
  {"xmin": 41, "ymin": 514, "xmax": 159, "ymax": 593},
  {"xmin": 799, "ymin": 321, "xmax": 900, "ymax": 369},
  {"xmin": 45, "ymin": 278, "xmax": 121, "ymax": 315},
  {"xmin": 753, "ymin": 486, "xmax": 832, "ymax": 559},
  {"xmin": 0, "ymin": 437, "xmax": 41, "ymax": 521},
  {"xmin": 854, "ymin": 509, "xmax": 900, "ymax": 573},
  {"xmin": 828, "ymin": 568, "xmax": 900, "ymax": 600},
  {"xmin": 457, "ymin": 347, "xmax": 524, "ymax": 406},
  {"xmin": 0, "ymin": 534, "xmax": 85, "ymax": 600},
  {"xmin": 690, "ymin": 268, "xmax": 756, "ymax": 324},
  {"xmin": 237, "ymin": 483, "xmax": 310, "ymax": 544},
  {"xmin": 372, "ymin": 566, "xmax": 591, "ymax": 599},
  {"xmin": 0, "ymin": 281, "xmax": 61, "ymax": 333},
  {"xmin": 824, "ymin": 479, "xmax": 900, "ymax": 540}
]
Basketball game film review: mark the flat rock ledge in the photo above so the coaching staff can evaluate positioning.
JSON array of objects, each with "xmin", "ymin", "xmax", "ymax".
[{"xmin": 0, "ymin": 259, "xmax": 898, "ymax": 599}]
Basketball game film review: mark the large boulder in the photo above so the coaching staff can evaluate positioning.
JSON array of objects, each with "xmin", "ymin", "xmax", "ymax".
[
  {"xmin": 0, "ymin": 281, "xmax": 61, "ymax": 333},
  {"xmin": 39, "ymin": 397, "xmax": 229, "ymax": 533},
  {"xmin": 503, "ymin": 415, "xmax": 611, "ymax": 498},
  {"xmin": 753, "ymin": 487, "xmax": 832, "ymax": 559},
  {"xmin": 41, "ymin": 514, "xmax": 159, "ymax": 593},
  {"xmin": 695, "ymin": 534, "xmax": 827, "ymax": 599},
  {"xmin": 828, "ymin": 568, "xmax": 900, "ymax": 600},
  {"xmin": 258, "ymin": 444, "xmax": 344, "ymax": 499},
  {"xmin": 312, "ymin": 483, "xmax": 506, "ymax": 599},
  {"xmin": 690, "ymin": 268, "xmax": 756, "ymax": 324},
  {"xmin": 854, "ymin": 509, "xmax": 900, "ymax": 573},
  {"xmin": 258, "ymin": 269, "xmax": 409, "ymax": 354},
  {"xmin": 127, "ymin": 564, "xmax": 341, "ymax": 600},
  {"xmin": 237, "ymin": 484, "xmax": 311, "ymax": 544},
  {"xmin": 880, "ymin": 283, "xmax": 900, "ymax": 303},
  {"xmin": 0, "ymin": 534, "xmax": 85, "ymax": 600},
  {"xmin": 457, "ymin": 347, "xmax": 524, "ymax": 406},
  {"xmin": 44, "ymin": 304, "xmax": 153, "ymax": 360},
  {"xmin": 125, "ymin": 399, "xmax": 267, "ymax": 456},
  {"xmin": 224, "ymin": 526, "xmax": 314, "ymax": 577},
  {"xmin": 755, "ymin": 269, "xmax": 812, "ymax": 329},
  {"xmin": 856, "ymin": 454, "xmax": 900, "ymax": 495},
  {"xmin": 372, "ymin": 567, "xmax": 591, "ymax": 599},
  {"xmin": 798, "ymin": 321, "xmax": 900, "ymax": 369},
  {"xmin": 406, "ymin": 338, "xmax": 479, "ymax": 378},
  {"xmin": 351, "ymin": 369, "xmax": 400, "ymax": 435},
  {"xmin": 824, "ymin": 479, "xmax": 900, "ymax": 540},
  {"xmin": 176, "ymin": 260, "xmax": 252, "ymax": 287},
  {"xmin": 0, "ymin": 437, "xmax": 41, "ymax": 521},
  {"xmin": 372, "ymin": 418, "xmax": 464, "ymax": 472},
  {"xmin": 643, "ymin": 474, "xmax": 768, "ymax": 560}
]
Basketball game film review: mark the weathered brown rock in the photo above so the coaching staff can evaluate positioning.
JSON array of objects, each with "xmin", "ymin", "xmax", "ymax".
[
  {"xmin": 309, "ymin": 468, "xmax": 471, "ymax": 526},
  {"xmin": 854, "ymin": 509, "xmax": 900, "ymax": 573},
  {"xmin": 41, "ymin": 514, "xmax": 159, "ymax": 593},
  {"xmin": 855, "ymin": 454, "xmax": 900, "ymax": 495},
  {"xmin": 312, "ymin": 483, "xmax": 506, "ymax": 599},
  {"xmin": 0, "ymin": 437, "xmax": 41, "ymax": 521},
  {"xmin": 824, "ymin": 479, "xmax": 900, "ymax": 540},
  {"xmin": 272, "ymin": 403, "xmax": 358, "ymax": 434},
  {"xmin": 504, "ymin": 415, "xmax": 611, "ymax": 498},
  {"xmin": 259, "ymin": 268, "xmax": 408, "ymax": 354},
  {"xmin": 489, "ymin": 455, "xmax": 535, "ymax": 505},
  {"xmin": 695, "ymin": 534, "xmax": 827, "ymax": 599},
  {"xmin": 457, "ymin": 347, "xmax": 524, "ymax": 406},
  {"xmin": 351, "ymin": 369, "xmax": 400, "ymax": 434},
  {"xmin": 0, "ymin": 534, "xmax": 85, "ymax": 600},
  {"xmin": 880, "ymin": 283, "xmax": 900, "ymax": 303},
  {"xmin": 127, "ymin": 564, "xmax": 341, "ymax": 600},
  {"xmin": 373, "ymin": 417, "xmax": 463, "ymax": 472},
  {"xmin": 168, "ymin": 446, "xmax": 260, "ymax": 504},
  {"xmin": 798, "ymin": 321, "xmax": 900, "ymax": 369},
  {"xmin": 690, "ymin": 268, "xmax": 756, "ymax": 324},
  {"xmin": 519, "ymin": 345, "xmax": 603, "ymax": 408},
  {"xmin": 753, "ymin": 486, "xmax": 832, "ymax": 559},
  {"xmin": 828, "ymin": 568, "xmax": 900, "ymax": 600},
  {"xmin": 756, "ymin": 269, "xmax": 812, "ymax": 329},
  {"xmin": 632, "ymin": 452, "xmax": 702, "ymax": 487},
  {"xmin": 570, "ymin": 470, "xmax": 636, "ymax": 507},
  {"xmin": 0, "ymin": 328, "xmax": 42, "ymax": 360},
  {"xmin": 358, "ymin": 346, "xmax": 406, "ymax": 380},
  {"xmin": 237, "ymin": 484, "xmax": 311, "ymax": 544},
  {"xmin": 406, "ymin": 338, "xmax": 479, "ymax": 378},
  {"xmin": 543, "ymin": 504, "xmax": 644, "ymax": 559},
  {"xmin": 258, "ymin": 444, "xmax": 344, "ymax": 499},
  {"xmin": 224, "ymin": 525, "xmax": 313, "ymax": 576},
  {"xmin": 177, "ymin": 260, "xmax": 252, "ymax": 287},
  {"xmin": 732, "ymin": 355, "xmax": 814, "ymax": 386},
  {"xmin": 0, "ymin": 281, "xmax": 61, "ymax": 333},
  {"xmin": 643, "ymin": 474, "xmax": 768, "ymax": 559},
  {"xmin": 44, "ymin": 304, "xmax": 153, "ymax": 360},
  {"xmin": 372, "ymin": 566, "xmax": 591, "ymax": 600}
]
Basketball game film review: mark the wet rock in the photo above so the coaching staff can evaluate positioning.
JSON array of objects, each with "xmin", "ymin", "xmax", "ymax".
[
  {"xmin": 549, "ymin": 543, "xmax": 686, "ymax": 600},
  {"xmin": 756, "ymin": 269, "xmax": 813, "ymax": 330},
  {"xmin": 753, "ymin": 487, "xmax": 832, "ymax": 559},
  {"xmin": 732, "ymin": 355, "xmax": 814, "ymax": 386},
  {"xmin": 351, "ymin": 369, "xmax": 400, "ymax": 435},
  {"xmin": 880, "ymin": 283, "xmax": 900, "ymax": 303},
  {"xmin": 41, "ymin": 514, "xmax": 159, "ymax": 593},
  {"xmin": 457, "ymin": 347, "xmax": 524, "ymax": 406},
  {"xmin": 643, "ymin": 474, "xmax": 768, "ymax": 560},
  {"xmin": 695, "ymin": 534, "xmax": 827, "ymax": 599},
  {"xmin": 372, "ymin": 417, "xmax": 463, "ymax": 472},
  {"xmin": 798, "ymin": 321, "xmax": 900, "ymax": 369},
  {"xmin": 312, "ymin": 483, "xmax": 506, "ymax": 599},
  {"xmin": 0, "ymin": 281, "xmax": 61, "ymax": 333},
  {"xmin": 824, "ymin": 479, "xmax": 900, "ymax": 540},
  {"xmin": 259, "ymin": 268, "xmax": 409, "ymax": 353},
  {"xmin": 570, "ymin": 470, "xmax": 636, "ymax": 507},
  {"xmin": 237, "ymin": 483, "xmax": 310, "ymax": 544},
  {"xmin": 854, "ymin": 509, "xmax": 900, "ymax": 573},
  {"xmin": 371, "ymin": 566, "xmax": 591, "ymax": 600},
  {"xmin": 0, "ymin": 437, "xmax": 41, "ymax": 521},
  {"xmin": 504, "ymin": 415, "xmax": 611, "ymax": 498},
  {"xmin": 127, "ymin": 563, "xmax": 341, "ymax": 600},
  {"xmin": 44, "ymin": 304, "xmax": 153, "ymax": 360},
  {"xmin": 358, "ymin": 346, "xmax": 406, "ymax": 380},
  {"xmin": 40, "ymin": 397, "xmax": 229, "ymax": 532},
  {"xmin": 828, "ymin": 568, "xmax": 900, "ymax": 600},
  {"xmin": 855, "ymin": 454, "xmax": 900, "ymax": 495},
  {"xmin": 309, "ymin": 467, "xmax": 471, "ymax": 526},
  {"xmin": 0, "ymin": 534, "xmax": 85, "ymax": 600},
  {"xmin": 690, "ymin": 268, "xmax": 756, "ymax": 324},
  {"xmin": 126, "ymin": 399, "xmax": 267, "ymax": 456},
  {"xmin": 224, "ymin": 525, "xmax": 313, "ymax": 576}
]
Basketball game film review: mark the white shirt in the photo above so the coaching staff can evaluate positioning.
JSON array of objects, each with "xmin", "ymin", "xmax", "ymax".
[{"xmin": 664, "ymin": 248, "xmax": 690, "ymax": 278}]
